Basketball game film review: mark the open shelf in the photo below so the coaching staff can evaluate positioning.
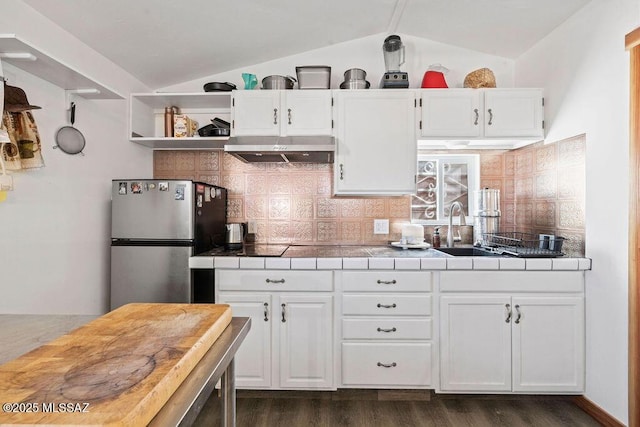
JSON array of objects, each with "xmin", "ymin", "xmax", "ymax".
[
  {"xmin": 130, "ymin": 92, "xmax": 232, "ymax": 149},
  {"xmin": 130, "ymin": 136, "xmax": 228, "ymax": 150},
  {"xmin": 0, "ymin": 34, "xmax": 123, "ymax": 99}
]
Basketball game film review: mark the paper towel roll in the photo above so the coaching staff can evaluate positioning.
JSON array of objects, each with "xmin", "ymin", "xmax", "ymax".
[{"xmin": 402, "ymin": 224, "xmax": 424, "ymax": 244}]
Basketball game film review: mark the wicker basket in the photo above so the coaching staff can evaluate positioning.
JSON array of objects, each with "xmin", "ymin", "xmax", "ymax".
[{"xmin": 463, "ymin": 68, "xmax": 496, "ymax": 88}]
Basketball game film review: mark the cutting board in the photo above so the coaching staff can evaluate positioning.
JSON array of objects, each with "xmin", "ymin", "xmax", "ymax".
[{"xmin": 0, "ymin": 303, "xmax": 231, "ymax": 426}]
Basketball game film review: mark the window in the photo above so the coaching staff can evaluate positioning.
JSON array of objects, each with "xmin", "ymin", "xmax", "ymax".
[{"xmin": 411, "ymin": 154, "xmax": 479, "ymax": 224}]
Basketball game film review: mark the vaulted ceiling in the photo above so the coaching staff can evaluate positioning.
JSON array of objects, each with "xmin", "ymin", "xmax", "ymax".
[{"xmin": 23, "ymin": 0, "xmax": 591, "ymax": 89}]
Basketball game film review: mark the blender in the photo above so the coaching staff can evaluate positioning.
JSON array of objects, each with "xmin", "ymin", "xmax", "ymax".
[{"xmin": 381, "ymin": 35, "xmax": 409, "ymax": 88}]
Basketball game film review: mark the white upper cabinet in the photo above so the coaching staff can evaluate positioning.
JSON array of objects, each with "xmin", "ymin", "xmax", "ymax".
[
  {"xmin": 231, "ymin": 90, "xmax": 332, "ymax": 136},
  {"xmin": 283, "ymin": 91, "xmax": 333, "ymax": 136},
  {"xmin": 418, "ymin": 88, "xmax": 544, "ymax": 149},
  {"xmin": 483, "ymin": 89, "xmax": 544, "ymax": 138},
  {"xmin": 334, "ymin": 90, "xmax": 417, "ymax": 195},
  {"xmin": 419, "ymin": 89, "xmax": 482, "ymax": 138},
  {"xmin": 231, "ymin": 91, "xmax": 280, "ymax": 136}
]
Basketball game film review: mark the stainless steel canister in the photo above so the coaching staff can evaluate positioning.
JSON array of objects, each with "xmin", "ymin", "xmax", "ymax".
[
  {"xmin": 475, "ymin": 188, "xmax": 501, "ymax": 216},
  {"xmin": 473, "ymin": 188, "xmax": 501, "ymax": 245}
]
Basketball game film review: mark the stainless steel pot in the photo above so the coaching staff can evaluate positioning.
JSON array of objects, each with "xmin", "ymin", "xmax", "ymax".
[
  {"xmin": 343, "ymin": 68, "xmax": 367, "ymax": 81},
  {"xmin": 262, "ymin": 75, "xmax": 296, "ymax": 90},
  {"xmin": 339, "ymin": 80, "xmax": 371, "ymax": 89}
]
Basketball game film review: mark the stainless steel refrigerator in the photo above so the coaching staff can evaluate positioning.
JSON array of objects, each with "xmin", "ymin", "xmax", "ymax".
[{"xmin": 110, "ymin": 180, "xmax": 227, "ymax": 310}]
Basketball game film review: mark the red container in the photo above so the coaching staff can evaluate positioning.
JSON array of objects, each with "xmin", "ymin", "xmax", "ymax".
[{"xmin": 421, "ymin": 71, "xmax": 448, "ymax": 88}]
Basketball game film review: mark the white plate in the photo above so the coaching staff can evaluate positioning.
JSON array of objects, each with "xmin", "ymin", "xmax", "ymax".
[{"xmin": 391, "ymin": 241, "xmax": 431, "ymax": 250}]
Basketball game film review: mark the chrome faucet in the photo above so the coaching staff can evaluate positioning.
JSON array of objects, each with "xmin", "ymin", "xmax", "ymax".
[{"xmin": 447, "ymin": 201, "xmax": 467, "ymax": 248}]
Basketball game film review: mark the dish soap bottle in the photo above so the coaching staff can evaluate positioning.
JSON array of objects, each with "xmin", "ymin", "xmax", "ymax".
[{"xmin": 432, "ymin": 227, "xmax": 441, "ymax": 248}]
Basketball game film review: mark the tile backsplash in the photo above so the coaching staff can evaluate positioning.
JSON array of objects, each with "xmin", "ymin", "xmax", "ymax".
[
  {"xmin": 153, "ymin": 134, "xmax": 585, "ymax": 255},
  {"xmin": 478, "ymin": 134, "xmax": 586, "ymax": 256}
]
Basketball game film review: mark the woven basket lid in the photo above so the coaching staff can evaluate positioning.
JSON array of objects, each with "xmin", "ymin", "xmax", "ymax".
[{"xmin": 463, "ymin": 68, "xmax": 496, "ymax": 88}]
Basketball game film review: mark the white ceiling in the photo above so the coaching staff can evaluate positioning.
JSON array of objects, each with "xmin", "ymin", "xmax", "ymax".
[{"xmin": 23, "ymin": 0, "xmax": 590, "ymax": 89}]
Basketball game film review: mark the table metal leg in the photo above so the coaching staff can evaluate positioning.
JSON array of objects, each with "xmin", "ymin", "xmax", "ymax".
[{"xmin": 221, "ymin": 358, "xmax": 236, "ymax": 427}]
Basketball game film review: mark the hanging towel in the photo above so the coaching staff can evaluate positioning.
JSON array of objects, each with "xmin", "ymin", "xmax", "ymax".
[{"xmin": 1, "ymin": 110, "xmax": 45, "ymax": 170}]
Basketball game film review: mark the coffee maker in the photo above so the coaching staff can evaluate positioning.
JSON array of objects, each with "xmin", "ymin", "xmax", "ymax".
[{"xmin": 380, "ymin": 35, "xmax": 409, "ymax": 89}]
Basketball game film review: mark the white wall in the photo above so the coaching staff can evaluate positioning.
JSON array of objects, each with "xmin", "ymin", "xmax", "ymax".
[
  {"xmin": 163, "ymin": 33, "xmax": 515, "ymax": 92},
  {"xmin": 515, "ymin": 0, "xmax": 636, "ymax": 423},
  {"xmin": 0, "ymin": 1, "xmax": 152, "ymax": 314}
]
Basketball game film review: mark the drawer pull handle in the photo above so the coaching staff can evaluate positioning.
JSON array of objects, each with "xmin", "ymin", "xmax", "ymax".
[
  {"xmin": 266, "ymin": 278, "xmax": 285, "ymax": 284},
  {"xmin": 377, "ymin": 362, "xmax": 397, "ymax": 368},
  {"xmin": 263, "ymin": 302, "xmax": 269, "ymax": 322},
  {"xmin": 515, "ymin": 304, "xmax": 522, "ymax": 324},
  {"xmin": 505, "ymin": 303, "xmax": 512, "ymax": 323},
  {"xmin": 377, "ymin": 327, "xmax": 397, "ymax": 333},
  {"xmin": 281, "ymin": 303, "xmax": 286, "ymax": 323},
  {"xmin": 377, "ymin": 303, "xmax": 397, "ymax": 309},
  {"xmin": 376, "ymin": 279, "xmax": 397, "ymax": 285}
]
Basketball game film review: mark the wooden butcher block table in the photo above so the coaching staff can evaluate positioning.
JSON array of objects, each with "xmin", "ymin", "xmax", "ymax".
[{"xmin": 0, "ymin": 303, "xmax": 238, "ymax": 426}]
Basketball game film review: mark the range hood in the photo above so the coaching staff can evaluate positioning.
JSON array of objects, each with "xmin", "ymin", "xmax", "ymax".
[{"xmin": 224, "ymin": 136, "xmax": 335, "ymax": 163}]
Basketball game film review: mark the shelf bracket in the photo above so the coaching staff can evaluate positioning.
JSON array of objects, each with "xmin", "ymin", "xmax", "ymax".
[{"xmin": 65, "ymin": 89, "xmax": 101, "ymax": 106}]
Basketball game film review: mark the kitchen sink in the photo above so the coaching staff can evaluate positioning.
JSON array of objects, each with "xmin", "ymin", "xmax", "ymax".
[{"xmin": 434, "ymin": 247, "xmax": 502, "ymax": 257}]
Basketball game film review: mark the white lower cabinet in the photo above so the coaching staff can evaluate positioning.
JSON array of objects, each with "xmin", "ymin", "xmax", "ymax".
[
  {"xmin": 214, "ymin": 268, "xmax": 586, "ymax": 394},
  {"xmin": 439, "ymin": 271, "xmax": 585, "ymax": 393},
  {"xmin": 216, "ymin": 270, "xmax": 334, "ymax": 389},
  {"xmin": 278, "ymin": 294, "xmax": 333, "ymax": 389},
  {"xmin": 215, "ymin": 293, "xmax": 273, "ymax": 388},
  {"xmin": 342, "ymin": 342, "xmax": 432, "ymax": 386},
  {"xmin": 339, "ymin": 271, "xmax": 434, "ymax": 388}
]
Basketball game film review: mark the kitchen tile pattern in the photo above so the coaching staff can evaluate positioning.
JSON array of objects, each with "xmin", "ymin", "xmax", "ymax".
[
  {"xmin": 154, "ymin": 151, "xmax": 411, "ymax": 244},
  {"xmin": 154, "ymin": 135, "xmax": 585, "ymax": 254},
  {"xmin": 478, "ymin": 134, "xmax": 586, "ymax": 256}
]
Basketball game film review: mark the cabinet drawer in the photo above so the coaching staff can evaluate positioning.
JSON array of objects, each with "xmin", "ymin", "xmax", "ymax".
[
  {"xmin": 342, "ymin": 318, "xmax": 432, "ymax": 340},
  {"xmin": 342, "ymin": 271, "xmax": 432, "ymax": 292},
  {"xmin": 217, "ymin": 270, "xmax": 333, "ymax": 291},
  {"xmin": 342, "ymin": 343, "xmax": 432, "ymax": 386},
  {"xmin": 342, "ymin": 294, "xmax": 432, "ymax": 316}
]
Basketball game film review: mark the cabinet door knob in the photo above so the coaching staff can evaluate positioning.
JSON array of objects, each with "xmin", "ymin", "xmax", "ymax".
[
  {"xmin": 281, "ymin": 303, "xmax": 286, "ymax": 323},
  {"xmin": 515, "ymin": 304, "xmax": 522, "ymax": 324},
  {"xmin": 266, "ymin": 278, "xmax": 285, "ymax": 284},
  {"xmin": 505, "ymin": 303, "xmax": 512, "ymax": 323},
  {"xmin": 474, "ymin": 108, "xmax": 479, "ymax": 125},
  {"xmin": 487, "ymin": 108, "xmax": 493, "ymax": 125},
  {"xmin": 288, "ymin": 108, "xmax": 292, "ymax": 125},
  {"xmin": 263, "ymin": 302, "xmax": 269, "ymax": 321},
  {"xmin": 377, "ymin": 303, "xmax": 397, "ymax": 309},
  {"xmin": 274, "ymin": 108, "xmax": 278, "ymax": 125},
  {"xmin": 377, "ymin": 362, "xmax": 397, "ymax": 368},
  {"xmin": 339, "ymin": 164, "xmax": 344, "ymax": 180},
  {"xmin": 377, "ymin": 327, "xmax": 397, "ymax": 333}
]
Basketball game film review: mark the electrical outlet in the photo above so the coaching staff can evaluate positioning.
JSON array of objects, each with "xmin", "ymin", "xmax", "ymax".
[
  {"xmin": 247, "ymin": 220, "xmax": 257, "ymax": 234},
  {"xmin": 373, "ymin": 219, "xmax": 389, "ymax": 235}
]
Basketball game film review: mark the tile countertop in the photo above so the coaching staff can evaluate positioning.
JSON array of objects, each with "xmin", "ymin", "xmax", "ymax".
[{"xmin": 189, "ymin": 245, "xmax": 592, "ymax": 271}]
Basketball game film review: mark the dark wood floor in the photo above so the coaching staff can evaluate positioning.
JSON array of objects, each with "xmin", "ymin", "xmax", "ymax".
[{"xmin": 194, "ymin": 390, "xmax": 600, "ymax": 427}]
